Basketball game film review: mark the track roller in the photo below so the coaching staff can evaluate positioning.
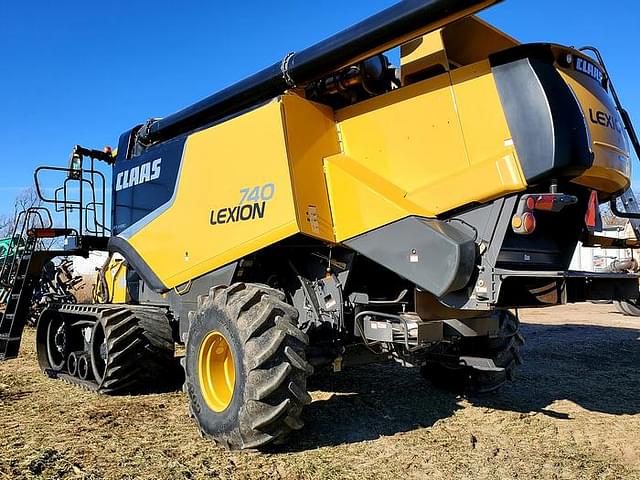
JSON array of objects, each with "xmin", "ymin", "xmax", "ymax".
[
  {"xmin": 67, "ymin": 351, "xmax": 80, "ymax": 377},
  {"xmin": 78, "ymin": 354, "xmax": 92, "ymax": 381}
]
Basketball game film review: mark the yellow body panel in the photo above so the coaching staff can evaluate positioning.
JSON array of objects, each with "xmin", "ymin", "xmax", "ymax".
[
  {"xmin": 93, "ymin": 254, "xmax": 128, "ymax": 304},
  {"xmin": 281, "ymin": 95, "xmax": 340, "ymax": 242},
  {"xmin": 323, "ymin": 154, "xmax": 432, "ymax": 241},
  {"xmin": 411, "ymin": 60, "xmax": 527, "ymax": 210},
  {"xmin": 328, "ymin": 62, "xmax": 526, "ymax": 239},
  {"xmin": 128, "ymin": 101, "xmax": 299, "ymax": 289},
  {"xmin": 128, "ymin": 59, "xmax": 531, "ymax": 282},
  {"xmin": 561, "ymin": 71, "xmax": 631, "ymax": 194},
  {"xmin": 336, "ymin": 74, "xmax": 470, "ymax": 195}
]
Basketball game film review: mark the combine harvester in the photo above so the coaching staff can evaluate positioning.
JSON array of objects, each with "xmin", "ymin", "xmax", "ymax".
[{"xmin": 1, "ymin": 0, "xmax": 639, "ymax": 449}]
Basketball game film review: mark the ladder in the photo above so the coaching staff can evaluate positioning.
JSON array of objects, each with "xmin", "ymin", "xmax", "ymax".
[
  {"xmin": 0, "ymin": 235, "xmax": 38, "ymax": 359},
  {"xmin": 0, "ymin": 207, "xmax": 63, "ymax": 360}
]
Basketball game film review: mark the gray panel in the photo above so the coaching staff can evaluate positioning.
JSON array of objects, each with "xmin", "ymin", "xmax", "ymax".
[
  {"xmin": 170, "ymin": 263, "xmax": 238, "ymax": 338},
  {"xmin": 493, "ymin": 59, "xmax": 554, "ymax": 181},
  {"xmin": 493, "ymin": 57, "xmax": 592, "ymax": 183},
  {"xmin": 345, "ymin": 217, "xmax": 476, "ymax": 297}
]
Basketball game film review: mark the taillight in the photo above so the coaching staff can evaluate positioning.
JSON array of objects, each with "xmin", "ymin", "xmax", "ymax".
[
  {"xmin": 512, "ymin": 212, "xmax": 536, "ymax": 235},
  {"xmin": 512, "ymin": 192, "xmax": 578, "ymax": 235},
  {"xmin": 527, "ymin": 193, "xmax": 577, "ymax": 212}
]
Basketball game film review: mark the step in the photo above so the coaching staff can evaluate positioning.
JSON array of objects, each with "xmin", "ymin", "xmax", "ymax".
[{"xmin": 0, "ymin": 334, "xmax": 21, "ymax": 341}]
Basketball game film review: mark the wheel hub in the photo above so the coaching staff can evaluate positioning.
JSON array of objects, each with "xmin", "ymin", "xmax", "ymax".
[
  {"xmin": 198, "ymin": 331, "xmax": 235, "ymax": 412},
  {"xmin": 54, "ymin": 325, "xmax": 67, "ymax": 354}
]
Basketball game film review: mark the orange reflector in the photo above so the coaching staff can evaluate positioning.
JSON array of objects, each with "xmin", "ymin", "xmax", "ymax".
[
  {"xmin": 522, "ymin": 212, "xmax": 536, "ymax": 234},
  {"xmin": 512, "ymin": 216, "xmax": 523, "ymax": 229},
  {"xmin": 585, "ymin": 190, "xmax": 598, "ymax": 229}
]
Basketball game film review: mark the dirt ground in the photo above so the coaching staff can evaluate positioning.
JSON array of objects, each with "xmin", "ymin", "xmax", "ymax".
[{"xmin": 1, "ymin": 304, "xmax": 640, "ymax": 480}]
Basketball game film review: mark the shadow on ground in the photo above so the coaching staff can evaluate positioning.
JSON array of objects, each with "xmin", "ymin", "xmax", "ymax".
[
  {"xmin": 283, "ymin": 322, "xmax": 640, "ymax": 451},
  {"xmin": 472, "ymin": 322, "xmax": 640, "ymax": 417}
]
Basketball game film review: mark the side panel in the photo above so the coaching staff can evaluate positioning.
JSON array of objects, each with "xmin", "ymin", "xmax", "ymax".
[
  {"xmin": 281, "ymin": 95, "xmax": 340, "ymax": 242},
  {"xmin": 561, "ymin": 71, "xmax": 631, "ymax": 194},
  {"xmin": 336, "ymin": 74, "xmax": 470, "ymax": 196},
  {"xmin": 112, "ymin": 137, "xmax": 186, "ymax": 235},
  {"xmin": 124, "ymin": 101, "xmax": 299, "ymax": 289}
]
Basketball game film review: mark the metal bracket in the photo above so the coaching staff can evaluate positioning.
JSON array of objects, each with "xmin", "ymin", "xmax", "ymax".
[{"xmin": 611, "ymin": 187, "xmax": 640, "ymax": 239}]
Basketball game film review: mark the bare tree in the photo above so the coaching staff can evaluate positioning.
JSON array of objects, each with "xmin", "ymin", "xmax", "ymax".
[
  {"xmin": 0, "ymin": 214, "xmax": 13, "ymax": 237},
  {"xmin": 0, "ymin": 187, "xmax": 44, "ymax": 238},
  {"xmin": 0, "ymin": 187, "xmax": 61, "ymax": 250}
]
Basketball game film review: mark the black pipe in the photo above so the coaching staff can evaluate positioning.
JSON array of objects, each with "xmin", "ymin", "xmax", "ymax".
[{"xmin": 140, "ymin": 0, "xmax": 502, "ymax": 145}]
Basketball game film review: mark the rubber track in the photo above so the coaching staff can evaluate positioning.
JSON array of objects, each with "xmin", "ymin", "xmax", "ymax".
[{"xmin": 40, "ymin": 303, "xmax": 179, "ymax": 394}]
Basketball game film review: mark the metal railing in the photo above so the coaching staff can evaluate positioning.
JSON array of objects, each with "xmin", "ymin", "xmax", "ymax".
[
  {"xmin": 0, "ymin": 207, "xmax": 52, "ymax": 289},
  {"xmin": 34, "ymin": 159, "xmax": 108, "ymax": 237}
]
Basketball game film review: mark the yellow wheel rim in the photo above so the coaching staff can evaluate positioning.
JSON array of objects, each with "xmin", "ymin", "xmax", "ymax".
[{"xmin": 198, "ymin": 331, "xmax": 235, "ymax": 412}]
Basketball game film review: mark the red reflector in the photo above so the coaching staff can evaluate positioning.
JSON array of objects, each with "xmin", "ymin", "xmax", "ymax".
[
  {"xmin": 585, "ymin": 191, "xmax": 598, "ymax": 228},
  {"xmin": 532, "ymin": 194, "xmax": 555, "ymax": 211},
  {"xmin": 29, "ymin": 228, "xmax": 56, "ymax": 238},
  {"xmin": 526, "ymin": 196, "xmax": 535, "ymax": 209}
]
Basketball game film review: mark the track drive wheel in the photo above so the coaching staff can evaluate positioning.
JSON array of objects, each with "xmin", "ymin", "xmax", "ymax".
[
  {"xmin": 184, "ymin": 283, "xmax": 313, "ymax": 450},
  {"xmin": 421, "ymin": 310, "xmax": 524, "ymax": 394}
]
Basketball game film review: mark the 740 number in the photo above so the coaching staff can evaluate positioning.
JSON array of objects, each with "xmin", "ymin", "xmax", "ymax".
[{"xmin": 239, "ymin": 183, "xmax": 275, "ymax": 204}]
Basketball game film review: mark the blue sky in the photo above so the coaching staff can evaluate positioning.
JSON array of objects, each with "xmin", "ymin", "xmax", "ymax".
[{"xmin": 0, "ymin": 0, "xmax": 638, "ymax": 218}]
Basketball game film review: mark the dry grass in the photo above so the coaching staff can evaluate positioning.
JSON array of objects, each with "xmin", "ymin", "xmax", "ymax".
[{"xmin": 1, "ymin": 304, "xmax": 640, "ymax": 479}]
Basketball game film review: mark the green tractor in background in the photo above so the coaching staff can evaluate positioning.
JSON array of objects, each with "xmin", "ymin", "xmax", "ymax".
[{"xmin": 0, "ymin": 236, "xmax": 25, "ymax": 306}]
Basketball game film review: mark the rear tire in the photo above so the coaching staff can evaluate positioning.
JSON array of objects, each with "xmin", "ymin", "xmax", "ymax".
[
  {"xmin": 421, "ymin": 310, "xmax": 524, "ymax": 394},
  {"xmin": 184, "ymin": 283, "xmax": 313, "ymax": 450}
]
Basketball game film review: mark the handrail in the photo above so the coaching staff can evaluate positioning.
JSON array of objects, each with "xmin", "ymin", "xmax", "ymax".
[
  {"xmin": 0, "ymin": 207, "xmax": 52, "ymax": 287},
  {"xmin": 33, "ymin": 164, "xmax": 107, "ymax": 237}
]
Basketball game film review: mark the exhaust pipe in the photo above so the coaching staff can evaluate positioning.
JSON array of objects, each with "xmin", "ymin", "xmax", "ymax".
[{"xmin": 139, "ymin": 0, "xmax": 503, "ymax": 146}]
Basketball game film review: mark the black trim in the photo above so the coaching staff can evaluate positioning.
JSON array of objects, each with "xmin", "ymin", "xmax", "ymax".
[
  {"xmin": 492, "ymin": 55, "xmax": 592, "ymax": 183},
  {"xmin": 345, "ymin": 216, "xmax": 476, "ymax": 297},
  {"xmin": 489, "ymin": 43, "xmax": 556, "ymax": 68},
  {"xmin": 108, "ymin": 236, "xmax": 167, "ymax": 293},
  {"xmin": 111, "ymin": 135, "xmax": 187, "ymax": 235}
]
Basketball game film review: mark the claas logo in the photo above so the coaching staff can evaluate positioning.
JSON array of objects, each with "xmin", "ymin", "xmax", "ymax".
[{"xmin": 115, "ymin": 159, "xmax": 161, "ymax": 191}]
